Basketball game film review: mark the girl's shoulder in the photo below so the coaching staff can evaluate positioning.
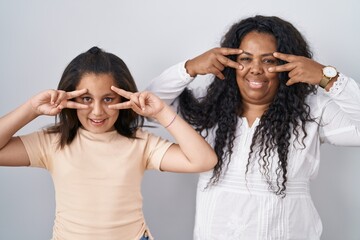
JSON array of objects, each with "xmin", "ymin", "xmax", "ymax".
[
  {"xmin": 21, "ymin": 129, "xmax": 60, "ymax": 142},
  {"xmin": 134, "ymin": 128, "xmax": 171, "ymax": 145},
  {"xmin": 134, "ymin": 128, "xmax": 155, "ymax": 140}
]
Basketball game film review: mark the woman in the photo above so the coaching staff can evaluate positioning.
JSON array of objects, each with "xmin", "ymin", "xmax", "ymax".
[{"xmin": 147, "ymin": 15, "xmax": 360, "ymax": 239}]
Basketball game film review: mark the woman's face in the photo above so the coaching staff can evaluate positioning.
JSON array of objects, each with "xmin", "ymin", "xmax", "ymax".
[{"xmin": 236, "ymin": 31, "xmax": 280, "ymax": 107}]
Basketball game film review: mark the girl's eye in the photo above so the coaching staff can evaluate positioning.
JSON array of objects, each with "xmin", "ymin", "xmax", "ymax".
[
  {"xmin": 82, "ymin": 97, "xmax": 92, "ymax": 103},
  {"xmin": 104, "ymin": 97, "xmax": 113, "ymax": 103}
]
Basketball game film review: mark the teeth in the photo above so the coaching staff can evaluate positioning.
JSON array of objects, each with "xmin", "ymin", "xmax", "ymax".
[
  {"xmin": 92, "ymin": 119, "xmax": 103, "ymax": 123},
  {"xmin": 250, "ymin": 81, "xmax": 262, "ymax": 85},
  {"xmin": 248, "ymin": 80, "xmax": 266, "ymax": 88}
]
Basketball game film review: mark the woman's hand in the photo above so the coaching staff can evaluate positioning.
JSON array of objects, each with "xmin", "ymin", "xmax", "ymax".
[
  {"xmin": 30, "ymin": 89, "xmax": 88, "ymax": 116},
  {"xmin": 186, "ymin": 47, "xmax": 243, "ymax": 80},
  {"xmin": 268, "ymin": 52, "xmax": 325, "ymax": 86},
  {"xmin": 109, "ymin": 86, "xmax": 165, "ymax": 119}
]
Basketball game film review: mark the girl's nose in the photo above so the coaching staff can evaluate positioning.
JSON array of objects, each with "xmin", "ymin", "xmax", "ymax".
[{"xmin": 91, "ymin": 101, "xmax": 104, "ymax": 116}]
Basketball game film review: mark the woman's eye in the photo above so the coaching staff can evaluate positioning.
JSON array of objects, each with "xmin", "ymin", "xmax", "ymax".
[
  {"xmin": 263, "ymin": 59, "xmax": 278, "ymax": 65},
  {"xmin": 238, "ymin": 57, "xmax": 251, "ymax": 62}
]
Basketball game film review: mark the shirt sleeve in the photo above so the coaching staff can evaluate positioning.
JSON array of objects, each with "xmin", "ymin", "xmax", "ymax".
[
  {"xmin": 142, "ymin": 131, "xmax": 173, "ymax": 170},
  {"xmin": 146, "ymin": 61, "xmax": 194, "ymax": 106},
  {"xmin": 19, "ymin": 131, "xmax": 55, "ymax": 169},
  {"xmin": 146, "ymin": 61, "xmax": 213, "ymax": 107},
  {"xmin": 318, "ymin": 73, "xmax": 360, "ymax": 146}
]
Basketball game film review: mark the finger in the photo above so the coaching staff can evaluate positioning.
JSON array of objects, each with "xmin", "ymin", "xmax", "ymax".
[
  {"xmin": 138, "ymin": 92, "xmax": 148, "ymax": 110},
  {"xmin": 212, "ymin": 67, "xmax": 225, "ymax": 80},
  {"xmin": 108, "ymin": 101, "xmax": 132, "ymax": 110},
  {"xmin": 268, "ymin": 62, "xmax": 297, "ymax": 73},
  {"xmin": 273, "ymin": 52, "xmax": 297, "ymax": 63},
  {"xmin": 66, "ymin": 88, "xmax": 88, "ymax": 99},
  {"xmin": 217, "ymin": 47, "xmax": 243, "ymax": 56},
  {"xmin": 111, "ymin": 86, "xmax": 133, "ymax": 99},
  {"xmin": 54, "ymin": 91, "xmax": 67, "ymax": 106},
  {"xmin": 217, "ymin": 53, "xmax": 243, "ymax": 70},
  {"xmin": 48, "ymin": 107, "xmax": 62, "ymax": 115},
  {"xmin": 129, "ymin": 101, "xmax": 143, "ymax": 114},
  {"xmin": 129, "ymin": 93, "xmax": 142, "ymax": 110},
  {"xmin": 65, "ymin": 101, "xmax": 89, "ymax": 109},
  {"xmin": 109, "ymin": 101, "xmax": 142, "ymax": 115},
  {"xmin": 287, "ymin": 68, "xmax": 299, "ymax": 79},
  {"xmin": 49, "ymin": 90, "xmax": 59, "ymax": 105},
  {"xmin": 285, "ymin": 77, "xmax": 298, "ymax": 86},
  {"xmin": 212, "ymin": 59, "xmax": 226, "ymax": 72}
]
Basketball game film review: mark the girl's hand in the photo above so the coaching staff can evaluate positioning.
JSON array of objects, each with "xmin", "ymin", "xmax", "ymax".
[
  {"xmin": 30, "ymin": 89, "xmax": 88, "ymax": 116},
  {"xmin": 268, "ymin": 52, "xmax": 325, "ymax": 86},
  {"xmin": 109, "ymin": 86, "xmax": 165, "ymax": 118},
  {"xmin": 185, "ymin": 47, "xmax": 243, "ymax": 79}
]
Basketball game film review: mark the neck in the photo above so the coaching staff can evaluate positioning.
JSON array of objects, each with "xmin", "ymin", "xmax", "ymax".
[{"xmin": 241, "ymin": 102, "xmax": 270, "ymax": 127}]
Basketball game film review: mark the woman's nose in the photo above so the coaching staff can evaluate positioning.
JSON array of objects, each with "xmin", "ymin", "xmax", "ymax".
[{"xmin": 250, "ymin": 61, "xmax": 264, "ymax": 75}]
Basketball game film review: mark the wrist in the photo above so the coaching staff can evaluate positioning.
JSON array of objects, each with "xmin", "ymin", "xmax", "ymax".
[
  {"xmin": 319, "ymin": 66, "xmax": 337, "ymax": 89},
  {"xmin": 154, "ymin": 105, "xmax": 177, "ymax": 127},
  {"xmin": 184, "ymin": 59, "xmax": 197, "ymax": 77},
  {"xmin": 324, "ymin": 74, "xmax": 339, "ymax": 91},
  {"xmin": 25, "ymin": 100, "xmax": 41, "ymax": 118}
]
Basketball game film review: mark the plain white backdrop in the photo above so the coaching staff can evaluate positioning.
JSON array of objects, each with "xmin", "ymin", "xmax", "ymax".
[{"xmin": 0, "ymin": 0, "xmax": 359, "ymax": 239}]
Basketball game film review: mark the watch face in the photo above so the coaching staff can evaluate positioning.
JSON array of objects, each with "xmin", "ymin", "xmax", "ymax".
[{"xmin": 323, "ymin": 66, "xmax": 337, "ymax": 78}]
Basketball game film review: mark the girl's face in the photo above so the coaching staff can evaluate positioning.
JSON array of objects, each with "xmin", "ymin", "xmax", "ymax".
[
  {"xmin": 75, "ymin": 73, "xmax": 121, "ymax": 133},
  {"xmin": 236, "ymin": 31, "xmax": 280, "ymax": 107}
]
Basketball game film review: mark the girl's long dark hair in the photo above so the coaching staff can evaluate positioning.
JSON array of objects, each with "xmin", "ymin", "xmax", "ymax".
[
  {"xmin": 47, "ymin": 46, "xmax": 143, "ymax": 148},
  {"xmin": 179, "ymin": 15, "xmax": 316, "ymax": 196}
]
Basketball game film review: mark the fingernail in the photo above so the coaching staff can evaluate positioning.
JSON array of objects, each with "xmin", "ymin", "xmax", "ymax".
[{"xmin": 268, "ymin": 67, "xmax": 273, "ymax": 72}]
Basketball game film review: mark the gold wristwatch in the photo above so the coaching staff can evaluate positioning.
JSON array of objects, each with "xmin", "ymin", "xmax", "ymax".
[{"xmin": 319, "ymin": 66, "xmax": 337, "ymax": 88}]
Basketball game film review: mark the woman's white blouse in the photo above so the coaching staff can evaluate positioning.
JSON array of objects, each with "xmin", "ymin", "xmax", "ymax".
[{"xmin": 147, "ymin": 62, "xmax": 360, "ymax": 240}]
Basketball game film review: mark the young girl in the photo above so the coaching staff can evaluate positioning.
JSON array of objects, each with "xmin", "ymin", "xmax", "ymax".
[{"xmin": 0, "ymin": 46, "xmax": 217, "ymax": 240}]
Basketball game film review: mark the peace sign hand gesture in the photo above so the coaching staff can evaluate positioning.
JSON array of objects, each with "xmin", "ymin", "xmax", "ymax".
[
  {"xmin": 186, "ymin": 47, "xmax": 243, "ymax": 80},
  {"xmin": 109, "ymin": 86, "xmax": 165, "ymax": 119},
  {"xmin": 268, "ymin": 52, "xmax": 326, "ymax": 86},
  {"xmin": 30, "ymin": 89, "xmax": 88, "ymax": 116}
]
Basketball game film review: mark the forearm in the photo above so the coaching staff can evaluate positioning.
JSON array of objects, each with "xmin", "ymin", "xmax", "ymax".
[
  {"xmin": 0, "ymin": 101, "xmax": 38, "ymax": 149},
  {"xmin": 156, "ymin": 105, "xmax": 217, "ymax": 171},
  {"xmin": 146, "ymin": 61, "xmax": 193, "ymax": 106},
  {"xmin": 327, "ymin": 74, "xmax": 360, "ymax": 120},
  {"xmin": 319, "ymin": 75, "xmax": 360, "ymax": 145}
]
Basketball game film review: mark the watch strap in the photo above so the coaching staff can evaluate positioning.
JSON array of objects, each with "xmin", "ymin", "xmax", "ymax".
[{"xmin": 319, "ymin": 76, "xmax": 331, "ymax": 88}]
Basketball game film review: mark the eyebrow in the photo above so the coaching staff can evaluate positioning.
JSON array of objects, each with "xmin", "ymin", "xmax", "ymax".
[
  {"xmin": 241, "ymin": 51, "xmax": 275, "ymax": 57},
  {"xmin": 79, "ymin": 92, "xmax": 117, "ymax": 97}
]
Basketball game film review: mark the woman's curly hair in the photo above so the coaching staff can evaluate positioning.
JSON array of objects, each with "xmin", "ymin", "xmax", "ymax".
[{"xmin": 178, "ymin": 15, "xmax": 316, "ymax": 197}]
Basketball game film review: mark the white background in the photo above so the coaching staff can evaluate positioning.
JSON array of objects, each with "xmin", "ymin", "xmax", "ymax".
[{"xmin": 0, "ymin": 0, "xmax": 359, "ymax": 239}]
